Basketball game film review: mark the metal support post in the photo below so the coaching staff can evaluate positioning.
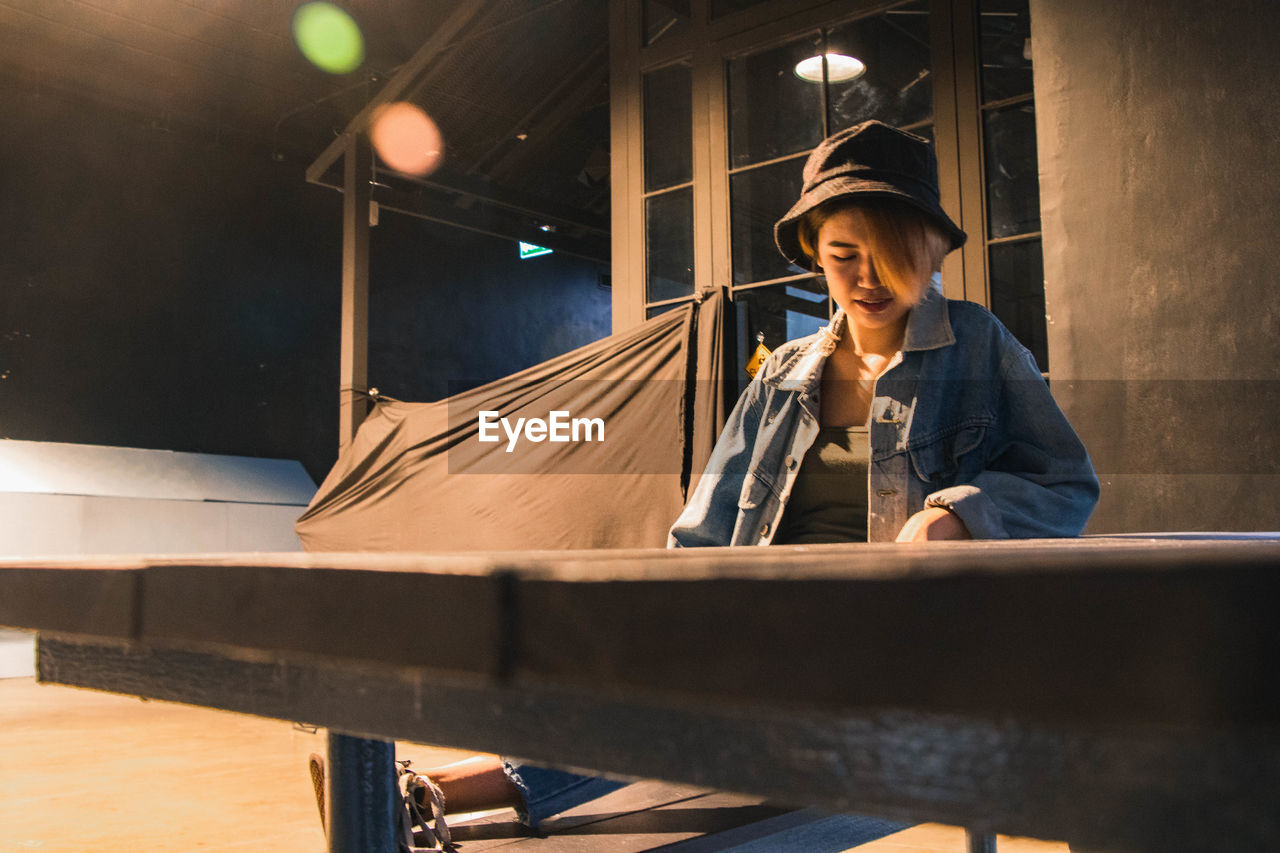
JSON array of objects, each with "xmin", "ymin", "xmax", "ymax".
[
  {"xmin": 330, "ymin": 133, "xmax": 399, "ymax": 853},
  {"xmin": 326, "ymin": 731, "xmax": 400, "ymax": 853},
  {"xmin": 966, "ymin": 829, "xmax": 998, "ymax": 853},
  {"xmin": 339, "ymin": 132, "xmax": 372, "ymax": 449}
]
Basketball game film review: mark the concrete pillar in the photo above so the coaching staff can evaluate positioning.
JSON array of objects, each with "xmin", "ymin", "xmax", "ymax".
[{"xmin": 1031, "ymin": 0, "xmax": 1280, "ymax": 532}]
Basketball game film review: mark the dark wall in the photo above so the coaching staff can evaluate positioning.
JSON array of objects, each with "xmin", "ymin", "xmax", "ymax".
[
  {"xmin": 0, "ymin": 83, "xmax": 343, "ymax": 483},
  {"xmin": 1032, "ymin": 0, "xmax": 1280, "ymax": 532},
  {"xmin": 0, "ymin": 82, "xmax": 611, "ymax": 484},
  {"xmin": 369, "ymin": 217, "xmax": 611, "ymax": 401}
]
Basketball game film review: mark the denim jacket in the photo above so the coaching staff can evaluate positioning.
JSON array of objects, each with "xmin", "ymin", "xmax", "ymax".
[{"xmin": 668, "ymin": 281, "xmax": 1099, "ymax": 546}]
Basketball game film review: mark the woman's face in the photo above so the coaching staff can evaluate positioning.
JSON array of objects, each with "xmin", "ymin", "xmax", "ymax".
[{"xmin": 815, "ymin": 208, "xmax": 922, "ymax": 336}]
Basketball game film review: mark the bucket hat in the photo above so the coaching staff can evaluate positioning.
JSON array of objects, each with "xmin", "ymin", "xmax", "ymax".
[{"xmin": 774, "ymin": 120, "xmax": 967, "ymax": 267}]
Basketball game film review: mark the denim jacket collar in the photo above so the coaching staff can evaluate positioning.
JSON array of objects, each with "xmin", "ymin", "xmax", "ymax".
[
  {"xmin": 760, "ymin": 274, "xmax": 954, "ymax": 392},
  {"xmin": 901, "ymin": 274, "xmax": 955, "ymax": 352}
]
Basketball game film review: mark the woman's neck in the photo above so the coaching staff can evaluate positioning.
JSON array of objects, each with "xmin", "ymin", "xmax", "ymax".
[{"xmin": 842, "ymin": 314, "xmax": 907, "ymax": 360}]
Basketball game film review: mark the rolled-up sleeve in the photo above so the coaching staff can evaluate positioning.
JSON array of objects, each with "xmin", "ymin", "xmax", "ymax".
[{"xmin": 925, "ymin": 346, "xmax": 1099, "ymax": 539}]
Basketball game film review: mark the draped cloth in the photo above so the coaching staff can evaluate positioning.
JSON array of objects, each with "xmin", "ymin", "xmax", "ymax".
[{"xmin": 296, "ymin": 291, "xmax": 727, "ymax": 552}]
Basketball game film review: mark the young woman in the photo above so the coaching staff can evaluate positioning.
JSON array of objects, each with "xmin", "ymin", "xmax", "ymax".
[
  {"xmin": 398, "ymin": 120, "xmax": 1099, "ymax": 837},
  {"xmin": 669, "ymin": 120, "xmax": 1098, "ymax": 547}
]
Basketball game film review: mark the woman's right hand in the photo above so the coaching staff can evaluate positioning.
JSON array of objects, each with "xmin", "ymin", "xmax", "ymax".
[{"xmin": 895, "ymin": 507, "xmax": 971, "ymax": 542}]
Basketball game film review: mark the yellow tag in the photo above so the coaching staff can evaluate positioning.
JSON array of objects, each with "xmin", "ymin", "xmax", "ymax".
[{"xmin": 744, "ymin": 341, "xmax": 772, "ymax": 379}]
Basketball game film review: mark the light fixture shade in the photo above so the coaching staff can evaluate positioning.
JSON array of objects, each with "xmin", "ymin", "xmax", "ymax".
[{"xmin": 794, "ymin": 53, "xmax": 866, "ymax": 83}]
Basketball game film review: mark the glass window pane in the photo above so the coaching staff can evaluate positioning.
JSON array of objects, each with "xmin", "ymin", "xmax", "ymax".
[
  {"xmin": 711, "ymin": 0, "xmax": 773, "ymax": 19},
  {"xmin": 646, "ymin": 188, "xmax": 694, "ymax": 302},
  {"xmin": 644, "ymin": 61, "xmax": 692, "ymax": 192},
  {"xmin": 980, "ymin": 0, "xmax": 1033, "ymax": 104},
  {"xmin": 827, "ymin": 2, "xmax": 933, "ymax": 134},
  {"xmin": 983, "ymin": 102, "xmax": 1041, "ymax": 238},
  {"xmin": 727, "ymin": 32, "xmax": 825, "ymax": 168},
  {"xmin": 644, "ymin": 0, "xmax": 690, "ymax": 47},
  {"xmin": 730, "ymin": 156, "xmax": 807, "ymax": 285},
  {"xmin": 731, "ymin": 280, "xmax": 829, "ymax": 396},
  {"xmin": 989, "ymin": 238, "xmax": 1048, "ymax": 372}
]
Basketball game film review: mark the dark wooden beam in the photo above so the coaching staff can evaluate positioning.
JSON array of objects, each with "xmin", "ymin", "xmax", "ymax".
[
  {"xmin": 3, "ymin": 541, "xmax": 1280, "ymax": 726},
  {"xmin": 36, "ymin": 629, "xmax": 1280, "ymax": 853},
  {"xmin": 6, "ymin": 540, "xmax": 1280, "ymax": 852},
  {"xmin": 0, "ymin": 559, "xmax": 138, "ymax": 639}
]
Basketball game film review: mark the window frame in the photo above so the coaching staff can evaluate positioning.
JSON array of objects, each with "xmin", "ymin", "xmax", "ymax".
[{"xmin": 611, "ymin": 0, "xmax": 1009, "ymax": 333}]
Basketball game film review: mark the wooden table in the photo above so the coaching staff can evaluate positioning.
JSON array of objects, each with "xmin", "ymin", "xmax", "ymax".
[{"xmin": 2, "ymin": 539, "xmax": 1279, "ymax": 852}]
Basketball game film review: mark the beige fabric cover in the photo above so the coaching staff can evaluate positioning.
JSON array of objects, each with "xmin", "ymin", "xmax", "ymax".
[{"xmin": 296, "ymin": 291, "xmax": 726, "ymax": 552}]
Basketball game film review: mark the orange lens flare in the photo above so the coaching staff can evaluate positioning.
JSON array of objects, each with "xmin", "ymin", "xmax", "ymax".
[{"xmin": 370, "ymin": 103, "xmax": 444, "ymax": 176}]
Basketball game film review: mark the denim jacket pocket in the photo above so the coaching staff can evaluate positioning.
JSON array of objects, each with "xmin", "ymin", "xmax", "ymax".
[
  {"xmin": 909, "ymin": 424, "xmax": 988, "ymax": 483},
  {"xmin": 737, "ymin": 470, "xmax": 778, "ymax": 510}
]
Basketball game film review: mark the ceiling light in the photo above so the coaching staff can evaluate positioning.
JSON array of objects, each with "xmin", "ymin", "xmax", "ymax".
[{"xmin": 794, "ymin": 53, "xmax": 866, "ymax": 83}]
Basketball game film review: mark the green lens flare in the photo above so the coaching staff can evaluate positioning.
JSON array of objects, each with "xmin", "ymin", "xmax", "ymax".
[{"xmin": 292, "ymin": 2, "xmax": 364, "ymax": 74}]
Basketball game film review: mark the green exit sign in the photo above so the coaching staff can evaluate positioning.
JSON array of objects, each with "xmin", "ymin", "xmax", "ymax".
[{"xmin": 519, "ymin": 241, "xmax": 553, "ymax": 259}]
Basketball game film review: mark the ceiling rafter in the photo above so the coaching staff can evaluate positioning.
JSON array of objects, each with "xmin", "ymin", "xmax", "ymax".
[
  {"xmin": 487, "ymin": 63, "xmax": 609, "ymax": 186},
  {"xmin": 463, "ymin": 42, "xmax": 608, "ymax": 179},
  {"xmin": 2, "ymin": 0, "xmax": 612, "ymax": 246}
]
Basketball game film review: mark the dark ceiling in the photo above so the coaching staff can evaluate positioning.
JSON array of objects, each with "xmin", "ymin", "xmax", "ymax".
[{"xmin": 0, "ymin": 0, "xmax": 611, "ymax": 258}]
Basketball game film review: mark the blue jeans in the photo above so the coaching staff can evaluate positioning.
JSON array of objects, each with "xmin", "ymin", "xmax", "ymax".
[
  {"xmin": 501, "ymin": 760, "xmax": 627, "ymax": 826},
  {"xmin": 499, "ymin": 760, "xmax": 910, "ymax": 848}
]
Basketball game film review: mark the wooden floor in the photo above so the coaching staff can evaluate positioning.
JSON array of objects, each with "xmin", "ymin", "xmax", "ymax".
[{"xmin": 0, "ymin": 677, "xmax": 1070, "ymax": 852}]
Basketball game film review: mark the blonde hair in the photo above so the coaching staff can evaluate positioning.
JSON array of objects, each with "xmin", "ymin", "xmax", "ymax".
[{"xmin": 796, "ymin": 199, "xmax": 950, "ymax": 304}]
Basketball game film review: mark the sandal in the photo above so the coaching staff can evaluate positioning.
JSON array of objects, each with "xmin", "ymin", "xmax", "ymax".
[
  {"xmin": 308, "ymin": 754, "xmax": 453, "ymax": 852},
  {"xmin": 398, "ymin": 759, "xmax": 455, "ymax": 852},
  {"xmin": 308, "ymin": 753, "xmax": 327, "ymax": 836}
]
